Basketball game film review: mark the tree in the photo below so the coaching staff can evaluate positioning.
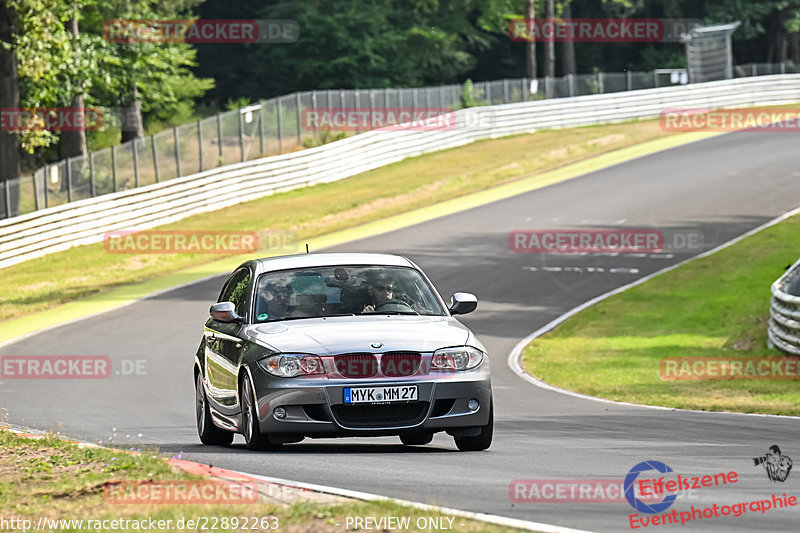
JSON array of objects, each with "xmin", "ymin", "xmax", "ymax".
[
  {"xmin": 561, "ymin": 0, "xmax": 575, "ymax": 74},
  {"xmin": 81, "ymin": 0, "xmax": 213, "ymax": 141},
  {"xmin": 59, "ymin": 16, "xmax": 88, "ymax": 161},
  {"xmin": 196, "ymin": 0, "xmax": 494, "ymax": 101},
  {"xmin": 0, "ymin": 2, "xmax": 20, "ymax": 185},
  {"xmin": 544, "ymin": 0, "xmax": 555, "ymax": 77}
]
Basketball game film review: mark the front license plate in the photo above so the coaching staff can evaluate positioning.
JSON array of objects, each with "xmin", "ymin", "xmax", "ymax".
[{"xmin": 344, "ymin": 385, "xmax": 418, "ymax": 404}]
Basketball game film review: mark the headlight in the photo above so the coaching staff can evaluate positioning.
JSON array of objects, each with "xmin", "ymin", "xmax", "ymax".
[
  {"xmin": 431, "ymin": 346, "xmax": 484, "ymax": 371},
  {"xmin": 257, "ymin": 354, "xmax": 325, "ymax": 377}
]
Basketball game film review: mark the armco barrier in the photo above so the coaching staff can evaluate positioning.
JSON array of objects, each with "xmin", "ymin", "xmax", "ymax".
[
  {"xmin": 769, "ymin": 257, "xmax": 800, "ymax": 355},
  {"xmin": 2, "ymin": 74, "xmax": 800, "ymax": 270}
]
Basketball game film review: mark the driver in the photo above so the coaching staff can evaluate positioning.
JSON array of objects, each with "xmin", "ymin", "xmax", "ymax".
[{"xmin": 362, "ymin": 275, "xmax": 396, "ymax": 313}]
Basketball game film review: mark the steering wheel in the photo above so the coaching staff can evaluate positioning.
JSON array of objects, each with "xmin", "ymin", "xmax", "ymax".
[{"xmin": 374, "ymin": 298, "xmax": 414, "ymax": 312}]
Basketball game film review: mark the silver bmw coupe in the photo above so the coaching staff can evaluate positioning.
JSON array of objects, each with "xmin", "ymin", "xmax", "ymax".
[{"xmin": 194, "ymin": 253, "xmax": 492, "ymax": 451}]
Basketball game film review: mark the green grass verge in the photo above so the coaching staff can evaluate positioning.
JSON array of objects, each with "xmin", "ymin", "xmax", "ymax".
[
  {"xmin": 0, "ymin": 429, "xmax": 535, "ymax": 532},
  {"xmin": 521, "ymin": 212, "xmax": 800, "ymax": 416},
  {"xmin": 1, "ymin": 120, "xmax": 680, "ymax": 323}
]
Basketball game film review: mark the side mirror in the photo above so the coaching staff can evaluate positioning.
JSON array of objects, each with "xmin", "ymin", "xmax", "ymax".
[
  {"xmin": 449, "ymin": 292, "xmax": 477, "ymax": 315},
  {"xmin": 210, "ymin": 301, "xmax": 242, "ymax": 323}
]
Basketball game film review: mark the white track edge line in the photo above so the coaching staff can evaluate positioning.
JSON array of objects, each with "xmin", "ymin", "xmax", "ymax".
[
  {"xmin": 229, "ymin": 468, "xmax": 596, "ymax": 533},
  {"xmin": 508, "ymin": 204, "xmax": 800, "ymax": 421}
]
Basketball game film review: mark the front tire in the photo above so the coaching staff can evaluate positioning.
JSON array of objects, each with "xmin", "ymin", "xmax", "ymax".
[
  {"xmin": 240, "ymin": 374, "xmax": 282, "ymax": 451},
  {"xmin": 454, "ymin": 400, "xmax": 493, "ymax": 451},
  {"xmin": 196, "ymin": 372, "xmax": 234, "ymax": 446}
]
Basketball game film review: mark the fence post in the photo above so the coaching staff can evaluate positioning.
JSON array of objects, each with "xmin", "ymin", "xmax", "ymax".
[
  {"xmin": 3, "ymin": 180, "xmax": 10, "ymax": 218},
  {"xmin": 568, "ymin": 74, "xmax": 574, "ymax": 97},
  {"xmin": 258, "ymin": 103, "xmax": 265, "ymax": 155},
  {"xmin": 216, "ymin": 113, "xmax": 223, "ymax": 161},
  {"xmin": 66, "ymin": 158, "xmax": 73, "ymax": 202},
  {"xmin": 484, "ymin": 81, "xmax": 491, "ymax": 104},
  {"xmin": 354, "ymin": 90, "xmax": 361, "ymax": 134},
  {"xmin": 174, "ymin": 126, "xmax": 181, "ymax": 176},
  {"xmin": 132, "ymin": 141, "xmax": 140, "ymax": 187},
  {"xmin": 627, "ymin": 71, "xmax": 632, "ymax": 91},
  {"xmin": 545, "ymin": 77, "xmax": 552, "ymax": 98},
  {"xmin": 295, "ymin": 92, "xmax": 302, "ymax": 146},
  {"xmin": 277, "ymin": 98, "xmax": 284, "ymax": 153},
  {"xmin": 111, "ymin": 145, "xmax": 118, "ymax": 193},
  {"xmin": 311, "ymin": 90, "xmax": 318, "ymax": 122},
  {"xmin": 33, "ymin": 171, "xmax": 40, "ymax": 211},
  {"xmin": 654, "ymin": 71, "xmax": 659, "ymax": 88},
  {"xmin": 598, "ymin": 72, "xmax": 605, "ymax": 93},
  {"xmin": 503, "ymin": 79, "xmax": 509, "ymax": 103},
  {"xmin": 43, "ymin": 166, "xmax": 49, "ymax": 208},
  {"xmin": 198, "ymin": 120, "xmax": 204, "ymax": 172},
  {"xmin": 152, "ymin": 134, "xmax": 160, "ymax": 182},
  {"xmin": 89, "ymin": 152, "xmax": 96, "ymax": 195},
  {"xmin": 752, "ymin": 63, "xmax": 757, "ymax": 76},
  {"xmin": 439, "ymin": 85, "xmax": 445, "ymax": 107},
  {"xmin": 781, "ymin": 62, "xmax": 786, "ymax": 74},
  {"xmin": 238, "ymin": 111, "xmax": 245, "ymax": 162},
  {"xmin": 370, "ymin": 90, "xmax": 376, "ymax": 130}
]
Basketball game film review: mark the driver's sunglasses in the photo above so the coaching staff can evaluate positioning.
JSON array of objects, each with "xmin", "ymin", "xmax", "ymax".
[{"xmin": 375, "ymin": 284, "xmax": 395, "ymax": 292}]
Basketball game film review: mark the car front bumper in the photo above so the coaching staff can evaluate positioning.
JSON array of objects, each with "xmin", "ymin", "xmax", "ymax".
[{"xmin": 249, "ymin": 361, "xmax": 492, "ymax": 438}]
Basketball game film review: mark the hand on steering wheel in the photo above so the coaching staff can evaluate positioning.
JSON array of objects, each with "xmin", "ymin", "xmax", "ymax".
[{"xmin": 375, "ymin": 298, "xmax": 413, "ymax": 310}]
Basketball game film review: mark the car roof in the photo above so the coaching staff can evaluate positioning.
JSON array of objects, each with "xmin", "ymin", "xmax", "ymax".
[{"xmin": 251, "ymin": 253, "xmax": 415, "ymax": 274}]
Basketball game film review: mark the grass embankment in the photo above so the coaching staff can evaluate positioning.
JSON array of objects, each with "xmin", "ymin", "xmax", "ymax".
[
  {"xmin": 1, "ymin": 120, "xmax": 677, "ymax": 322},
  {"xmin": 0, "ymin": 429, "xmax": 533, "ymax": 533},
  {"xmin": 522, "ymin": 213, "xmax": 800, "ymax": 415}
]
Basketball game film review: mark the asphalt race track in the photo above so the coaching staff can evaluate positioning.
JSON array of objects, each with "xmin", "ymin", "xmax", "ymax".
[{"xmin": 3, "ymin": 130, "xmax": 800, "ymax": 532}]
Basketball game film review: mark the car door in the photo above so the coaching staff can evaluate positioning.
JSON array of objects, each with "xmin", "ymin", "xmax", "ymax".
[{"xmin": 205, "ymin": 267, "xmax": 251, "ymax": 411}]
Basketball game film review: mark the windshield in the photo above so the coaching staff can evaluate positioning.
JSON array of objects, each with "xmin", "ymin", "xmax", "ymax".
[{"xmin": 253, "ymin": 265, "xmax": 446, "ymax": 322}]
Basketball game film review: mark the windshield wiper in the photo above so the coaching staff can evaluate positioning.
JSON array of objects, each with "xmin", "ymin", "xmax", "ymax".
[
  {"xmin": 262, "ymin": 313, "xmax": 356, "ymax": 323},
  {"xmin": 364, "ymin": 310, "xmax": 419, "ymax": 315}
]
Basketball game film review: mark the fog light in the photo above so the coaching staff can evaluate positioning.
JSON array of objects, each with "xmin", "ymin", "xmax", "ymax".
[
  {"xmin": 273, "ymin": 407, "xmax": 287, "ymax": 419},
  {"xmin": 468, "ymin": 399, "xmax": 479, "ymax": 411}
]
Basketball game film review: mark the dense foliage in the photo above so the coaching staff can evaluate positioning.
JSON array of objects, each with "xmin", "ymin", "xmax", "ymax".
[{"xmin": 0, "ymin": 0, "xmax": 796, "ymax": 179}]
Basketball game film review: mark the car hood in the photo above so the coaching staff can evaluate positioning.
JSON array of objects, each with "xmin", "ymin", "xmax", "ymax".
[{"xmin": 246, "ymin": 315, "xmax": 470, "ymax": 354}]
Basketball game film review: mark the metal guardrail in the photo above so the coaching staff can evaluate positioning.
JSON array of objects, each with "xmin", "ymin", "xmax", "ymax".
[
  {"xmin": 1, "ymin": 74, "xmax": 800, "ymax": 270},
  {"xmin": 768, "ymin": 258, "xmax": 800, "ymax": 354},
  {"xmin": 2, "ymin": 62, "xmax": 796, "ymax": 221}
]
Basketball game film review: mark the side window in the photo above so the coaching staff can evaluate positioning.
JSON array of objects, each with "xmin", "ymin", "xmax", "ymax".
[{"xmin": 219, "ymin": 268, "xmax": 251, "ymax": 318}]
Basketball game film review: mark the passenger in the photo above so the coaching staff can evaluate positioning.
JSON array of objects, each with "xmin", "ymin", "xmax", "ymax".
[{"xmin": 258, "ymin": 282, "xmax": 294, "ymax": 320}]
